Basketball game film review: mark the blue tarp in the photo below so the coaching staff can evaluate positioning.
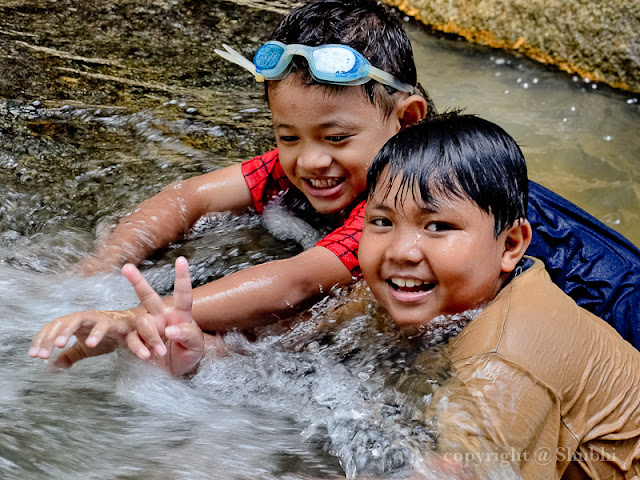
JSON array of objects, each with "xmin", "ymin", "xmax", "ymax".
[{"xmin": 528, "ymin": 181, "xmax": 640, "ymax": 349}]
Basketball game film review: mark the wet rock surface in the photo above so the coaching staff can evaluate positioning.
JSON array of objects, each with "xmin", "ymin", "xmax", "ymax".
[{"xmin": 385, "ymin": 0, "xmax": 640, "ymax": 93}]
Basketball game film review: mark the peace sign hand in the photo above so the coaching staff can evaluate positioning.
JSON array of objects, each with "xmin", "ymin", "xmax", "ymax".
[{"xmin": 122, "ymin": 256, "xmax": 204, "ymax": 376}]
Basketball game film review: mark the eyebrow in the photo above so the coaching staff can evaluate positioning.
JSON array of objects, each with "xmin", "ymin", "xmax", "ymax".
[
  {"xmin": 274, "ymin": 120, "xmax": 356, "ymax": 130},
  {"xmin": 368, "ymin": 199, "xmax": 439, "ymax": 214}
]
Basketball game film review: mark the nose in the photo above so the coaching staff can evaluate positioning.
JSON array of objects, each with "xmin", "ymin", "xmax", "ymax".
[
  {"xmin": 297, "ymin": 144, "xmax": 332, "ymax": 173},
  {"xmin": 386, "ymin": 228, "xmax": 423, "ymax": 265}
]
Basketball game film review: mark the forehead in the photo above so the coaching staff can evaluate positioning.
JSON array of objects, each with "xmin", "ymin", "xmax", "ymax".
[
  {"xmin": 268, "ymin": 75, "xmax": 386, "ymax": 126},
  {"xmin": 369, "ymin": 170, "xmax": 467, "ymax": 213}
]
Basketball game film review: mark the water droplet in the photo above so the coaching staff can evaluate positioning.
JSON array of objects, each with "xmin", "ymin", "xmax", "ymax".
[
  {"xmin": 570, "ymin": 106, "xmax": 576, "ymax": 112},
  {"xmin": 532, "ymin": 78, "xmax": 539, "ymax": 84},
  {"xmin": 591, "ymin": 84, "xmax": 597, "ymax": 89},
  {"xmin": 573, "ymin": 76, "xmax": 579, "ymax": 82},
  {"xmin": 523, "ymin": 83, "xmax": 529, "ymax": 89},
  {"xmin": 563, "ymin": 117, "xmax": 568, "ymax": 122},
  {"xmin": 603, "ymin": 135, "xmax": 613, "ymax": 141},
  {"xmin": 516, "ymin": 78, "xmax": 522, "ymax": 84},
  {"xmin": 504, "ymin": 90, "xmax": 509, "ymax": 94},
  {"xmin": 494, "ymin": 58, "xmax": 505, "ymax": 65}
]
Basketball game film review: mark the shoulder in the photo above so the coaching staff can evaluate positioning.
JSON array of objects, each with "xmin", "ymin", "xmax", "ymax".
[
  {"xmin": 241, "ymin": 149, "xmax": 281, "ymax": 179},
  {"xmin": 450, "ymin": 257, "xmax": 640, "ymax": 404}
]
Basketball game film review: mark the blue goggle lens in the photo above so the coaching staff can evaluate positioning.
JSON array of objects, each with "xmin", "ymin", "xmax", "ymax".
[{"xmin": 254, "ymin": 43, "xmax": 285, "ymax": 71}]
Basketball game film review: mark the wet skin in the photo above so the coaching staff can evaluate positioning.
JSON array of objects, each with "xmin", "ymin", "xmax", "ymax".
[
  {"xmin": 359, "ymin": 174, "xmax": 528, "ymax": 330},
  {"xmin": 269, "ymin": 75, "xmax": 404, "ymax": 214}
]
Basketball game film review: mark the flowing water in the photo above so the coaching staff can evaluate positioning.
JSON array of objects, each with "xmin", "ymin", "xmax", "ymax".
[{"xmin": 1, "ymin": 0, "xmax": 639, "ymax": 478}]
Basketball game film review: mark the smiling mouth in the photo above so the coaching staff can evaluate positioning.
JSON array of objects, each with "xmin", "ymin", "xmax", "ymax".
[
  {"xmin": 387, "ymin": 277, "xmax": 435, "ymax": 293},
  {"xmin": 305, "ymin": 177, "xmax": 344, "ymax": 189}
]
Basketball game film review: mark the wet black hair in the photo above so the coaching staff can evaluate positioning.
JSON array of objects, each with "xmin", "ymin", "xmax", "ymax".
[
  {"xmin": 267, "ymin": 0, "xmax": 436, "ymax": 117},
  {"xmin": 366, "ymin": 111, "xmax": 528, "ymax": 236}
]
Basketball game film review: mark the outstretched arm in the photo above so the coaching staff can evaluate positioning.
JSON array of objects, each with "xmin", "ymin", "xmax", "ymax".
[
  {"xmin": 80, "ymin": 164, "xmax": 252, "ymax": 275},
  {"xmin": 30, "ymin": 246, "xmax": 354, "ymax": 366},
  {"xmin": 190, "ymin": 246, "xmax": 354, "ymax": 331}
]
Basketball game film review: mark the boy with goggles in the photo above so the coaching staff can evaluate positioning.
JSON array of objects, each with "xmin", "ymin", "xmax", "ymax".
[{"xmin": 30, "ymin": 0, "xmax": 640, "ymax": 369}]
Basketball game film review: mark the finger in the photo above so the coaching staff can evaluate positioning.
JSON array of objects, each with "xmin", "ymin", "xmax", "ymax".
[
  {"xmin": 135, "ymin": 314, "xmax": 167, "ymax": 356},
  {"xmin": 30, "ymin": 313, "xmax": 90, "ymax": 358},
  {"xmin": 125, "ymin": 331, "xmax": 151, "ymax": 360},
  {"xmin": 122, "ymin": 263, "xmax": 166, "ymax": 316},
  {"xmin": 51, "ymin": 343, "xmax": 88, "ymax": 369},
  {"xmin": 172, "ymin": 257, "xmax": 193, "ymax": 318},
  {"xmin": 165, "ymin": 323, "xmax": 203, "ymax": 351}
]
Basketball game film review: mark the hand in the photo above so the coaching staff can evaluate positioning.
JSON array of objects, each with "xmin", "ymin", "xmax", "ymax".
[
  {"xmin": 29, "ymin": 307, "xmax": 144, "ymax": 364},
  {"xmin": 30, "ymin": 257, "xmax": 204, "ymax": 375},
  {"xmin": 123, "ymin": 256, "xmax": 204, "ymax": 376}
]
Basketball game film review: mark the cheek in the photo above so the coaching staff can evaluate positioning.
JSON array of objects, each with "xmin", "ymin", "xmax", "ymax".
[{"xmin": 358, "ymin": 235, "xmax": 379, "ymax": 279}]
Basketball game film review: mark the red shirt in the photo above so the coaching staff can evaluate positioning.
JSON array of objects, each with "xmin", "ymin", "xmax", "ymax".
[{"xmin": 241, "ymin": 150, "xmax": 365, "ymax": 276}]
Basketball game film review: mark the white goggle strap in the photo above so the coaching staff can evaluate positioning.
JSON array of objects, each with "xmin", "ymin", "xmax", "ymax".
[
  {"xmin": 214, "ymin": 44, "xmax": 266, "ymax": 82},
  {"xmin": 367, "ymin": 66, "xmax": 415, "ymax": 94}
]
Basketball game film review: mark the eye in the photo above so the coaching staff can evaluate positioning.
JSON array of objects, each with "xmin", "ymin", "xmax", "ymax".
[
  {"xmin": 325, "ymin": 135, "xmax": 351, "ymax": 143},
  {"xmin": 371, "ymin": 217, "xmax": 392, "ymax": 227},
  {"xmin": 425, "ymin": 222, "xmax": 454, "ymax": 232},
  {"xmin": 278, "ymin": 135, "xmax": 299, "ymax": 143}
]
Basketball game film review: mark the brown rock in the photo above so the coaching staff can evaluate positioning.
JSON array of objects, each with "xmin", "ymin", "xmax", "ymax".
[{"xmin": 384, "ymin": 0, "xmax": 640, "ymax": 92}]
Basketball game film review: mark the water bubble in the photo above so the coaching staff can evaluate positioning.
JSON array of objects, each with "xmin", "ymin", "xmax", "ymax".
[
  {"xmin": 584, "ymin": 77, "xmax": 591, "ymax": 83},
  {"xmin": 573, "ymin": 76, "xmax": 579, "ymax": 82},
  {"xmin": 532, "ymin": 78, "xmax": 539, "ymax": 84},
  {"xmin": 603, "ymin": 135, "xmax": 613, "ymax": 141},
  {"xmin": 591, "ymin": 84, "xmax": 597, "ymax": 89},
  {"xmin": 523, "ymin": 83, "xmax": 529, "ymax": 89},
  {"xmin": 563, "ymin": 118, "xmax": 568, "ymax": 122},
  {"xmin": 516, "ymin": 78, "xmax": 522, "ymax": 84},
  {"xmin": 504, "ymin": 89, "xmax": 509, "ymax": 94},
  {"xmin": 570, "ymin": 106, "xmax": 576, "ymax": 112}
]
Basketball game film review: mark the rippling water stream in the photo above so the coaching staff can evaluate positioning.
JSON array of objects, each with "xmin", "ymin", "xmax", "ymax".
[{"xmin": 1, "ymin": 0, "xmax": 638, "ymax": 478}]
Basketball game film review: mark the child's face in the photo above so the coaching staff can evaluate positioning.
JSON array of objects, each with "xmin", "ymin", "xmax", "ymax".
[
  {"xmin": 269, "ymin": 75, "xmax": 403, "ymax": 214},
  {"xmin": 359, "ymin": 174, "xmax": 512, "ymax": 329}
]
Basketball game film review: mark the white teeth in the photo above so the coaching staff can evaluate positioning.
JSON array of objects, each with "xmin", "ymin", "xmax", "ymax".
[
  {"xmin": 308, "ymin": 178, "xmax": 340, "ymax": 189},
  {"xmin": 391, "ymin": 278, "xmax": 424, "ymax": 288}
]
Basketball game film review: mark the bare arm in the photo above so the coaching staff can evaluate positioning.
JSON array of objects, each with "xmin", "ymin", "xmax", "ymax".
[
  {"xmin": 190, "ymin": 246, "xmax": 354, "ymax": 331},
  {"xmin": 80, "ymin": 164, "xmax": 252, "ymax": 275},
  {"xmin": 30, "ymin": 246, "xmax": 354, "ymax": 363}
]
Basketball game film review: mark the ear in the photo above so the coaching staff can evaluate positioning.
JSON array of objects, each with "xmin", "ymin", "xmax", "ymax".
[
  {"xmin": 500, "ymin": 219, "xmax": 532, "ymax": 273},
  {"xmin": 396, "ymin": 94, "xmax": 428, "ymax": 129}
]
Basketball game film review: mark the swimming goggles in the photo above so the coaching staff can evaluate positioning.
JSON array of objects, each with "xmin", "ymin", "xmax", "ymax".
[{"xmin": 214, "ymin": 41, "xmax": 415, "ymax": 94}]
